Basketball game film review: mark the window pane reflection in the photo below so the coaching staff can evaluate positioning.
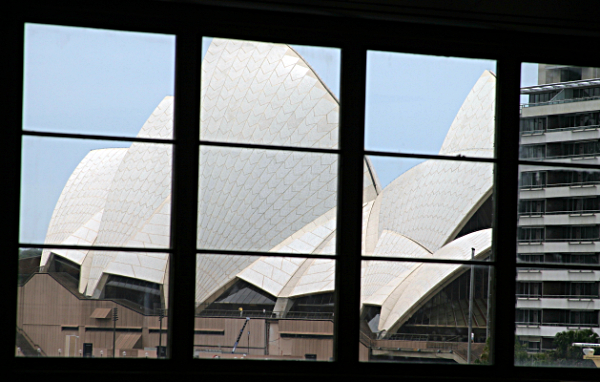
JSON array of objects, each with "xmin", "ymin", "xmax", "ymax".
[
  {"xmin": 20, "ymin": 136, "xmax": 173, "ymax": 248},
  {"xmin": 515, "ymin": 266, "xmax": 600, "ymax": 367},
  {"xmin": 365, "ymin": 51, "xmax": 496, "ymax": 158},
  {"xmin": 17, "ymin": 247, "xmax": 170, "ymax": 358},
  {"xmin": 200, "ymin": 37, "xmax": 340, "ymax": 149},
  {"xmin": 516, "ymin": 63, "xmax": 600, "ymax": 368},
  {"xmin": 23, "ymin": 23, "xmax": 175, "ymax": 138},
  {"xmin": 194, "ymin": 254, "xmax": 335, "ymax": 361},
  {"xmin": 362, "ymin": 156, "xmax": 493, "ymax": 260},
  {"xmin": 360, "ymin": 261, "xmax": 493, "ymax": 364}
]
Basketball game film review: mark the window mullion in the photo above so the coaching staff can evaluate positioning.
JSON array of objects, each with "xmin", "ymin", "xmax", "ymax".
[
  {"xmin": 168, "ymin": 30, "xmax": 201, "ymax": 363},
  {"xmin": 491, "ymin": 57, "xmax": 522, "ymax": 373},
  {"xmin": 8, "ymin": 18, "xmax": 24, "ymax": 362},
  {"xmin": 334, "ymin": 45, "xmax": 366, "ymax": 368}
]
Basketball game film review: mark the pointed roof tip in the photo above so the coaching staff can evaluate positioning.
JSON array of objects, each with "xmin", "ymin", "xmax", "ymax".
[
  {"xmin": 482, "ymin": 69, "xmax": 497, "ymax": 78},
  {"xmin": 286, "ymin": 44, "xmax": 340, "ymax": 105}
]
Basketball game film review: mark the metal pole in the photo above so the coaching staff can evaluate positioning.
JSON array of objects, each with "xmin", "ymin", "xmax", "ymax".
[
  {"xmin": 467, "ymin": 248, "xmax": 475, "ymax": 364},
  {"xmin": 159, "ymin": 308, "xmax": 164, "ymax": 358},
  {"xmin": 112, "ymin": 307, "xmax": 118, "ymax": 358}
]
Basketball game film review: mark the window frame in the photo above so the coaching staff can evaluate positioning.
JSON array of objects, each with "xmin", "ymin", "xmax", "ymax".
[{"xmin": 8, "ymin": 1, "xmax": 600, "ymax": 381}]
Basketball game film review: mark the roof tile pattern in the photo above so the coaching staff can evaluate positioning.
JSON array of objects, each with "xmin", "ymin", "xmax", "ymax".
[
  {"xmin": 378, "ymin": 160, "xmax": 492, "ymax": 253},
  {"xmin": 201, "ymin": 39, "xmax": 339, "ymax": 149},
  {"xmin": 378, "ymin": 229, "xmax": 492, "ymax": 333},
  {"xmin": 291, "ymin": 259, "xmax": 335, "ymax": 297},
  {"xmin": 361, "ymin": 230, "xmax": 432, "ymax": 304},
  {"xmin": 84, "ymin": 98, "xmax": 173, "ymax": 295},
  {"xmin": 439, "ymin": 71, "xmax": 496, "ymax": 157},
  {"xmin": 376, "ymin": 71, "xmax": 495, "ymax": 253},
  {"xmin": 42, "ymin": 148, "xmax": 127, "ymax": 268},
  {"xmin": 197, "ymin": 147, "xmax": 338, "ymax": 252},
  {"xmin": 43, "ymin": 148, "xmax": 127, "ymax": 246}
]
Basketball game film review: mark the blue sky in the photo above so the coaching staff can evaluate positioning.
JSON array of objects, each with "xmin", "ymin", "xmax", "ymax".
[{"xmin": 21, "ymin": 23, "xmax": 537, "ymax": 244}]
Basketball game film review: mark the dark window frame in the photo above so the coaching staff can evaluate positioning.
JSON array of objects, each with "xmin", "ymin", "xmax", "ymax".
[{"xmin": 8, "ymin": 1, "xmax": 600, "ymax": 382}]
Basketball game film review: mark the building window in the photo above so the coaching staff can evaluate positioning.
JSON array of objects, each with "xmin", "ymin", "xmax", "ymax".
[
  {"xmin": 520, "ymin": 117, "xmax": 546, "ymax": 134},
  {"xmin": 518, "ymin": 227, "xmax": 545, "ymax": 242},
  {"xmin": 520, "ymin": 171, "xmax": 547, "ymax": 188},
  {"xmin": 516, "ymin": 282, "xmax": 542, "ymax": 298},
  {"xmin": 520, "ymin": 144, "xmax": 546, "ymax": 159},
  {"xmin": 516, "ymin": 309, "xmax": 541, "ymax": 325}
]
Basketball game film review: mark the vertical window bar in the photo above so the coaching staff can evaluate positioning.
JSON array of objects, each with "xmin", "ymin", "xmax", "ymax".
[
  {"xmin": 168, "ymin": 31, "xmax": 201, "ymax": 362},
  {"xmin": 335, "ymin": 45, "xmax": 366, "ymax": 366},
  {"xmin": 491, "ymin": 57, "xmax": 521, "ymax": 371},
  {"xmin": 8, "ymin": 18, "xmax": 24, "ymax": 361}
]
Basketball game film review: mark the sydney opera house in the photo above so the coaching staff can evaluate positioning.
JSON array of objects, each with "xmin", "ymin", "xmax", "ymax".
[{"xmin": 17, "ymin": 39, "xmax": 496, "ymax": 362}]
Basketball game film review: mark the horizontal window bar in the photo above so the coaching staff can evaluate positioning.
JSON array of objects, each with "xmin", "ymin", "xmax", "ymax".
[
  {"xmin": 198, "ymin": 139, "xmax": 339, "ymax": 154},
  {"xmin": 22, "ymin": 130, "xmax": 176, "ymax": 145},
  {"xmin": 195, "ymin": 248, "xmax": 336, "ymax": 260},
  {"xmin": 18, "ymin": 243, "xmax": 172, "ymax": 253},
  {"xmin": 364, "ymin": 149, "xmax": 497, "ymax": 164},
  {"xmin": 361, "ymin": 255, "xmax": 494, "ymax": 266}
]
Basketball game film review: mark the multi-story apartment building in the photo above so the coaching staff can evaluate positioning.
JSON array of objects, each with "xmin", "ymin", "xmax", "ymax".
[{"xmin": 517, "ymin": 65, "xmax": 600, "ymax": 352}]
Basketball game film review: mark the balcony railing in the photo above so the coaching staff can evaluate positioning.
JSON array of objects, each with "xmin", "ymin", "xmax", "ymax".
[
  {"xmin": 520, "ymin": 181, "xmax": 600, "ymax": 189},
  {"xmin": 521, "ymin": 124, "xmax": 600, "ymax": 136},
  {"xmin": 519, "ymin": 209, "xmax": 600, "ymax": 216},
  {"xmin": 545, "ymin": 153, "xmax": 600, "ymax": 160},
  {"xmin": 521, "ymin": 94, "xmax": 600, "ymax": 108},
  {"xmin": 387, "ymin": 333, "xmax": 462, "ymax": 342}
]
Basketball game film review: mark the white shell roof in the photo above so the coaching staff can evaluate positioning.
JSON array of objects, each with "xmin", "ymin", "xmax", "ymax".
[
  {"xmin": 377, "ymin": 160, "xmax": 492, "ymax": 253},
  {"xmin": 375, "ymin": 71, "xmax": 495, "ymax": 253},
  {"xmin": 85, "ymin": 97, "xmax": 174, "ymax": 296},
  {"xmin": 378, "ymin": 229, "xmax": 492, "ymax": 333},
  {"xmin": 361, "ymin": 230, "xmax": 432, "ymax": 305},
  {"xmin": 43, "ymin": 38, "xmax": 496, "ymax": 334},
  {"xmin": 41, "ymin": 148, "xmax": 127, "ymax": 268},
  {"xmin": 197, "ymin": 39, "xmax": 378, "ymax": 253},
  {"xmin": 201, "ymin": 39, "xmax": 339, "ymax": 149},
  {"xmin": 197, "ymin": 147, "xmax": 338, "ymax": 252},
  {"xmin": 438, "ymin": 70, "xmax": 496, "ymax": 158}
]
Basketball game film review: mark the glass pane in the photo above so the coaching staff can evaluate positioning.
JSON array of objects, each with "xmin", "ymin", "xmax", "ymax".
[
  {"xmin": 195, "ymin": 254, "xmax": 335, "ymax": 360},
  {"xmin": 363, "ymin": 156, "xmax": 493, "ymax": 260},
  {"xmin": 365, "ymin": 51, "xmax": 496, "ymax": 157},
  {"xmin": 198, "ymin": 146, "xmax": 337, "ymax": 254},
  {"xmin": 515, "ymin": 266, "xmax": 600, "ymax": 367},
  {"xmin": 517, "ymin": 164, "xmax": 600, "ymax": 265},
  {"xmin": 360, "ymin": 261, "xmax": 493, "ymax": 364},
  {"xmin": 23, "ymin": 23, "xmax": 175, "ymax": 139},
  {"xmin": 520, "ymin": 63, "xmax": 600, "ymax": 164},
  {"xmin": 200, "ymin": 37, "xmax": 340, "ymax": 149},
  {"xmin": 21, "ymin": 136, "xmax": 172, "ymax": 248},
  {"xmin": 17, "ymin": 247, "xmax": 170, "ymax": 358},
  {"xmin": 516, "ymin": 60, "xmax": 600, "ymax": 371}
]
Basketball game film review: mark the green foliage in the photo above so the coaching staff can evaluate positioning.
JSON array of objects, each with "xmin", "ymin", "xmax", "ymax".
[
  {"xmin": 552, "ymin": 329, "xmax": 598, "ymax": 360},
  {"xmin": 478, "ymin": 330, "xmax": 598, "ymax": 367},
  {"xmin": 513, "ymin": 338, "xmax": 529, "ymax": 363},
  {"xmin": 474, "ymin": 337, "xmax": 490, "ymax": 364}
]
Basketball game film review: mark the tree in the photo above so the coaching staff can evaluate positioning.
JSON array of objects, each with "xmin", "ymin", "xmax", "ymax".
[{"xmin": 553, "ymin": 329, "xmax": 599, "ymax": 360}]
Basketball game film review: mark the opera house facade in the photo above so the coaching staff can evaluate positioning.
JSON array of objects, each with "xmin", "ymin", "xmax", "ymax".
[{"xmin": 17, "ymin": 39, "xmax": 496, "ymax": 362}]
